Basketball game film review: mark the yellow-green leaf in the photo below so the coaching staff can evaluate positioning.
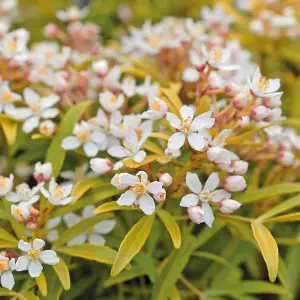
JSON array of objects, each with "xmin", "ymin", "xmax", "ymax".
[
  {"xmin": 143, "ymin": 140, "xmax": 164, "ymax": 155},
  {"xmin": 0, "ymin": 287, "xmax": 16, "ymax": 296},
  {"xmin": 17, "ymin": 291, "xmax": 39, "ymax": 300},
  {"xmin": 53, "ymin": 258, "xmax": 70, "ymax": 291},
  {"xmin": 94, "ymin": 201, "xmax": 134, "ymax": 214},
  {"xmin": 36, "ymin": 272, "xmax": 47, "ymax": 296},
  {"xmin": 258, "ymin": 194, "xmax": 300, "ymax": 221},
  {"xmin": 157, "ymin": 209, "xmax": 181, "ymax": 249},
  {"xmin": 111, "ymin": 214, "xmax": 155, "ymax": 277},
  {"xmin": 56, "ymin": 244, "xmax": 118, "ymax": 265},
  {"xmin": 251, "ymin": 221, "xmax": 278, "ymax": 282},
  {"xmin": 0, "ymin": 119, "xmax": 18, "ymax": 145},
  {"xmin": 264, "ymin": 212, "xmax": 300, "ymax": 223},
  {"xmin": 123, "ymin": 155, "xmax": 159, "ymax": 168},
  {"xmin": 46, "ymin": 101, "xmax": 93, "ymax": 178}
]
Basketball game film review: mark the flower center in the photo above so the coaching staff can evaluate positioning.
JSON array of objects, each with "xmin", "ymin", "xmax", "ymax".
[
  {"xmin": 29, "ymin": 101, "xmax": 42, "ymax": 114},
  {"xmin": 151, "ymin": 100, "xmax": 161, "ymax": 111},
  {"xmin": 109, "ymin": 95, "xmax": 117, "ymax": 103},
  {"xmin": 76, "ymin": 130, "xmax": 90, "ymax": 142},
  {"xmin": 257, "ymin": 77, "xmax": 269, "ymax": 90},
  {"xmin": 2, "ymin": 91, "xmax": 13, "ymax": 104},
  {"xmin": 180, "ymin": 117, "xmax": 192, "ymax": 133},
  {"xmin": 54, "ymin": 186, "xmax": 64, "ymax": 199},
  {"xmin": 130, "ymin": 182, "xmax": 147, "ymax": 195},
  {"xmin": 200, "ymin": 190, "xmax": 213, "ymax": 202},
  {"xmin": 6, "ymin": 39, "xmax": 17, "ymax": 53},
  {"xmin": 211, "ymin": 49, "xmax": 223, "ymax": 62},
  {"xmin": 0, "ymin": 176, "xmax": 7, "ymax": 188},
  {"xmin": 28, "ymin": 249, "xmax": 41, "ymax": 260},
  {"xmin": 148, "ymin": 36, "xmax": 160, "ymax": 48},
  {"xmin": 0, "ymin": 260, "xmax": 8, "ymax": 271},
  {"xmin": 39, "ymin": 64, "xmax": 49, "ymax": 75}
]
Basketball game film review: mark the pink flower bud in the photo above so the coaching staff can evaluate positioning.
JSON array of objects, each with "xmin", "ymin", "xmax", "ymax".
[
  {"xmin": 78, "ymin": 71, "xmax": 89, "ymax": 91},
  {"xmin": 263, "ymin": 95, "xmax": 282, "ymax": 108},
  {"xmin": 187, "ymin": 206, "xmax": 205, "ymax": 224},
  {"xmin": 195, "ymin": 63, "xmax": 206, "ymax": 73},
  {"xmin": 230, "ymin": 160, "xmax": 248, "ymax": 175},
  {"xmin": 92, "ymin": 60, "xmax": 109, "ymax": 77},
  {"xmin": 233, "ymin": 92, "xmax": 250, "ymax": 109},
  {"xmin": 29, "ymin": 207, "xmax": 40, "ymax": 217},
  {"xmin": 225, "ymin": 82, "xmax": 241, "ymax": 97},
  {"xmin": 153, "ymin": 189, "xmax": 166, "ymax": 202},
  {"xmin": 251, "ymin": 106, "xmax": 271, "ymax": 121},
  {"xmin": 277, "ymin": 151, "xmax": 294, "ymax": 166},
  {"xmin": 159, "ymin": 173, "xmax": 173, "ymax": 187},
  {"xmin": 279, "ymin": 141, "xmax": 292, "ymax": 151},
  {"xmin": 237, "ymin": 116, "xmax": 250, "ymax": 128},
  {"xmin": 85, "ymin": 23, "xmax": 100, "ymax": 40},
  {"xmin": 220, "ymin": 199, "xmax": 241, "ymax": 214},
  {"xmin": 26, "ymin": 221, "xmax": 38, "ymax": 230},
  {"xmin": 224, "ymin": 176, "xmax": 247, "ymax": 192},
  {"xmin": 69, "ymin": 22, "xmax": 83, "ymax": 38},
  {"xmin": 44, "ymin": 23, "xmax": 59, "ymax": 38},
  {"xmin": 33, "ymin": 162, "xmax": 52, "ymax": 183},
  {"xmin": 90, "ymin": 158, "xmax": 113, "ymax": 174}
]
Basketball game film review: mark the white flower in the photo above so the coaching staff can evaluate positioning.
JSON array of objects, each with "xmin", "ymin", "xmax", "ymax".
[
  {"xmin": 141, "ymin": 97, "xmax": 168, "ymax": 120},
  {"xmin": 136, "ymin": 76, "xmax": 160, "ymax": 100},
  {"xmin": 164, "ymin": 148, "xmax": 181, "ymax": 158},
  {"xmin": 16, "ymin": 239, "xmax": 59, "ymax": 278},
  {"xmin": 116, "ymin": 171, "xmax": 163, "ymax": 215},
  {"xmin": 0, "ymin": 29, "xmax": 29, "ymax": 59},
  {"xmin": 0, "ymin": 82, "xmax": 21, "ymax": 116},
  {"xmin": 33, "ymin": 162, "xmax": 53, "ymax": 183},
  {"xmin": 41, "ymin": 178, "xmax": 73, "ymax": 206},
  {"xmin": 180, "ymin": 172, "xmax": 231, "ymax": 227},
  {"xmin": 62, "ymin": 121, "xmax": 106, "ymax": 157},
  {"xmin": 206, "ymin": 147, "xmax": 239, "ymax": 167},
  {"xmin": 11, "ymin": 202, "xmax": 31, "ymax": 223},
  {"xmin": 247, "ymin": 67, "xmax": 282, "ymax": 98},
  {"xmin": 220, "ymin": 199, "xmax": 241, "ymax": 214},
  {"xmin": 202, "ymin": 45, "xmax": 240, "ymax": 71},
  {"xmin": 0, "ymin": 256, "xmax": 15, "ymax": 290},
  {"xmin": 13, "ymin": 88, "xmax": 60, "ymax": 133},
  {"xmin": 0, "ymin": 174, "xmax": 13, "ymax": 196},
  {"xmin": 64, "ymin": 205, "xmax": 116, "ymax": 246},
  {"xmin": 56, "ymin": 5, "xmax": 89, "ymax": 22},
  {"xmin": 46, "ymin": 216, "xmax": 62, "ymax": 243},
  {"xmin": 121, "ymin": 76, "xmax": 136, "ymax": 97},
  {"xmin": 182, "ymin": 67, "xmax": 200, "ymax": 83},
  {"xmin": 92, "ymin": 59, "xmax": 109, "ymax": 76},
  {"xmin": 99, "ymin": 91, "xmax": 124, "ymax": 112},
  {"xmin": 6, "ymin": 183, "xmax": 41, "ymax": 206},
  {"xmin": 166, "ymin": 106, "xmax": 215, "ymax": 151},
  {"xmin": 108, "ymin": 120, "xmax": 152, "ymax": 167},
  {"xmin": 111, "ymin": 173, "xmax": 131, "ymax": 190},
  {"xmin": 60, "ymin": 163, "xmax": 92, "ymax": 184}
]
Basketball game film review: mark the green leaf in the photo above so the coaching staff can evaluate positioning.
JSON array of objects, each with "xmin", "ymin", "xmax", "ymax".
[
  {"xmin": 46, "ymin": 101, "xmax": 93, "ymax": 178},
  {"xmin": 157, "ymin": 209, "xmax": 181, "ymax": 249},
  {"xmin": 152, "ymin": 235, "xmax": 196, "ymax": 300},
  {"xmin": 56, "ymin": 244, "xmax": 117, "ymax": 265},
  {"xmin": 258, "ymin": 194, "xmax": 300, "ymax": 221},
  {"xmin": 17, "ymin": 291, "xmax": 39, "ymax": 300},
  {"xmin": 36, "ymin": 272, "xmax": 47, "ymax": 296},
  {"xmin": 40, "ymin": 266, "xmax": 63, "ymax": 300},
  {"xmin": 111, "ymin": 214, "xmax": 155, "ymax": 277},
  {"xmin": 0, "ymin": 228, "xmax": 19, "ymax": 245},
  {"xmin": 52, "ymin": 213, "xmax": 113, "ymax": 248},
  {"xmin": 104, "ymin": 268, "xmax": 146, "ymax": 287},
  {"xmin": 0, "ymin": 288, "xmax": 16, "ymax": 296},
  {"xmin": 51, "ymin": 185, "xmax": 122, "ymax": 217},
  {"xmin": 236, "ymin": 184, "xmax": 300, "ymax": 204},
  {"xmin": 53, "ymin": 258, "xmax": 70, "ymax": 291},
  {"xmin": 94, "ymin": 201, "xmax": 134, "ymax": 214},
  {"xmin": 278, "ymin": 257, "xmax": 290, "ymax": 289},
  {"xmin": 251, "ymin": 221, "xmax": 278, "ymax": 282},
  {"xmin": 206, "ymin": 281, "xmax": 288, "ymax": 296},
  {"xmin": 0, "ymin": 209, "xmax": 9, "ymax": 220},
  {"xmin": 134, "ymin": 252, "xmax": 157, "ymax": 283}
]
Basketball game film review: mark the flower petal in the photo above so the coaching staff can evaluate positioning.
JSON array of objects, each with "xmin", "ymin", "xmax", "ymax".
[
  {"xmin": 186, "ymin": 172, "xmax": 202, "ymax": 194},
  {"xmin": 211, "ymin": 189, "xmax": 231, "ymax": 202},
  {"xmin": 83, "ymin": 141, "xmax": 98, "ymax": 157},
  {"xmin": 117, "ymin": 190, "xmax": 137, "ymax": 206},
  {"xmin": 16, "ymin": 255, "xmax": 29, "ymax": 271},
  {"xmin": 139, "ymin": 193, "xmax": 155, "ymax": 215},
  {"xmin": 94, "ymin": 219, "xmax": 116, "ymax": 234},
  {"xmin": 67, "ymin": 233, "xmax": 87, "ymax": 246},
  {"xmin": 119, "ymin": 174, "xmax": 139, "ymax": 185},
  {"xmin": 202, "ymin": 202, "xmax": 214, "ymax": 228},
  {"xmin": 1, "ymin": 271, "xmax": 15, "ymax": 290},
  {"xmin": 147, "ymin": 181, "xmax": 163, "ymax": 194},
  {"xmin": 18, "ymin": 240, "xmax": 32, "ymax": 252},
  {"xmin": 28, "ymin": 259, "xmax": 43, "ymax": 277},
  {"xmin": 180, "ymin": 105, "xmax": 194, "ymax": 120},
  {"xmin": 61, "ymin": 136, "xmax": 81, "ymax": 150},
  {"xmin": 188, "ymin": 133, "xmax": 206, "ymax": 151},
  {"xmin": 88, "ymin": 234, "xmax": 105, "ymax": 246},
  {"xmin": 204, "ymin": 172, "xmax": 219, "ymax": 191},
  {"xmin": 33, "ymin": 239, "xmax": 45, "ymax": 250},
  {"xmin": 133, "ymin": 150, "xmax": 146, "ymax": 163},
  {"xmin": 180, "ymin": 194, "xmax": 199, "ymax": 207},
  {"xmin": 39, "ymin": 250, "xmax": 59, "ymax": 265},
  {"xmin": 168, "ymin": 132, "xmax": 186, "ymax": 150},
  {"xmin": 22, "ymin": 116, "xmax": 40, "ymax": 133},
  {"xmin": 166, "ymin": 112, "xmax": 181, "ymax": 129}
]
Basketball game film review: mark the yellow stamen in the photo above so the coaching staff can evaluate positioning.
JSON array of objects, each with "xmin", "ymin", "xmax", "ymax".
[
  {"xmin": 2, "ymin": 91, "xmax": 13, "ymax": 104},
  {"xmin": 28, "ymin": 249, "xmax": 41, "ymax": 259},
  {"xmin": 54, "ymin": 186, "xmax": 64, "ymax": 199},
  {"xmin": 130, "ymin": 182, "xmax": 146, "ymax": 195},
  {"xmin": 0, "ymin": 176, "xmax": 7, "ymax": 188},
  {"xmin": 211, "ymin": 49, "xmax": 223, "ymax": 61},
  {"xmin": 257, "ymin": 77, "xmax": 269, "ymax": 90},
  {"xmin": 0, "ymin": 260, "xmax": 8, "ymax": 271},
  {"xmin": 151, "ymin": 100, "xmax": 161, "ymax": 111},
  {"xmin": 76, "ymin": 130, "xmax": 90, "ymax": 142}
]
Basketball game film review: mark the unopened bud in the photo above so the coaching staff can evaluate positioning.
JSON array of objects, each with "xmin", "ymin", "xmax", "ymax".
[
  {"xmin": 263, "ymin": 95, "xmax": 282, "ymax": 108},
  {"xmin": 220, "ymin": 199, "xmax": 241, "ymax": 214},
  {"xmin": 187, "ymin": 206, "xmax": 205, "ymax": 224},
  {"xmin": 90, "ymin": 158, "xmax": 113, "ymax": 174},
  {"xmin": 224, "ymin": 176, "xmax": 247, "ymax": 192},
  {"xmin": 233, "ymin": 92, "xmax": 250, "ymax": 109},
  {"xmin": 44, "ymin": 23, "xmax": 59, "ymax": 38},
  {"xmin": 153, "ymin": 189, "xmax": 166, "ymax": 202},
  {"xmin": 29, "ymin": 207, "xmax": 40, "ymax": 217},
  {"xmin": 159, "ymin": 173, "xmax": 173, "ymax": 187},
  {"xmin": 26, "ymin": 221, "xmax": 38, "ymax": 230},
  {"xmin": 230, "ymin": 160, "xmax": 248, "ymax": 175},
  {"xmin": 251, "ymin": 106, "xmax": 271, "ymax": 121},
  {"xmin": 277, "ymin": 151, "xmax": 294, "ymax": 166}
]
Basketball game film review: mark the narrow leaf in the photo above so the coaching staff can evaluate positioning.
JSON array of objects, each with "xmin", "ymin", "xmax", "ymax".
[
  {"xmin": 157, "ymin": 209, "xmax": 181, "ymax": 249},
  {"xmin": 36, "ymin": 272, "xmax": 47, "ymax": 296},
  {"xmin": 111, "ymin": 214, "xmax": 155, "ymax": 277},
  {"xmin": 94, "ymin": 201, "xmax": 134, "ymax": 214},
  {"xmin": 251, "ymin": 221, "xmax": 279, "ymax": 282},
  {"xmin": 53, "ymin": 258, "xmax": 70, "ymax": 291}
]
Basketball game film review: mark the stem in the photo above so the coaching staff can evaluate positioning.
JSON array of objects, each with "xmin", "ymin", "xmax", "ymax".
[
  {"xmin": 180, "ymin": 275, "xmax": 203, "ymax": 298},
  {"xmin": 216, "ymin": 213, "xmax": 253, "ymax": 223}
]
